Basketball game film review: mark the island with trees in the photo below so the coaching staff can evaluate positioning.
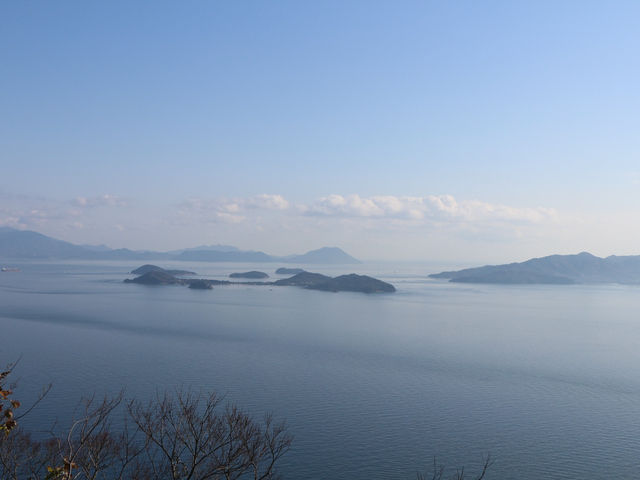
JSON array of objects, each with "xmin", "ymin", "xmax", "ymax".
[
  {"xmin": 274, "ymin": 272, "xmax": 396, "ymax": 293},
  {"xmin": 124, "ymin": 265, "xmax": 396, "ymax": 294},
  {"xmin": 275, "ymin": 267, "xmax": 306, "ymax": 275},
  {"xmin": 130, "ymin": 264, "xmax": 195, "ymax": 276}
]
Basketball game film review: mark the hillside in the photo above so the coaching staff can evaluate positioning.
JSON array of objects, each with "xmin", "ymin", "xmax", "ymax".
[{"xmin": 430, "ymin": 252, "xmax": 640, "ymax": 284}]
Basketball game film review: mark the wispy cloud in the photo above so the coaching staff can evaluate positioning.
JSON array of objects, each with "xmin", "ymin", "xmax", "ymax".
[
  {"xmin": 167, "ymin": 192, "xmax": 559, "ymax": 249},
  {"xmin": 0, "ymin": 193, "xmax": 130, "ymax": 230},
  {"xmin": 0, "ymin": 202, "xmax": 69, "ymax": 229},
  {"xmin": 244, "ymin": 194, "xmax": 289, "ymax": 210},
  {"xmin": 71, "ymin": 194, "xmax": 128, "ymax": 208},
  {"xmin": 174, "ymin": 194, "xmax": 290, "ymax": 224},
  {"xmin": 301, "ymin": 194, "xmax": 557, "ymax": 225},
  {"xmin": 174, "ymin": 199, "xmax": 245, "ymax": 224},
  {"xmin": 0, "ymin": 190, "xmax": 565, "ymax": 259},
  {"xmin": 1, "ymin": 191, "xmax": 557, "ymax": 236}
]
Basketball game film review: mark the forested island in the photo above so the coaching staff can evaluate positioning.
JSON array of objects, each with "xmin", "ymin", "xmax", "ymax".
[
  {"xmin": 124, "ymin": 269, "xmax": 230, "ymax": 287},
  {"xmin": 125, "ymin": 265, "xmax": 395, "ymax": 293},
  {"xmin": 131, "ymin": 264, "xmax": 195, "ymax": 276},
  {"xmin": 274, "ymin": 271, "xmax": 396, "ymax": 293},
  {"xmin": 275, "ymin": 267, "xmax": 306, "ymax": 275}
]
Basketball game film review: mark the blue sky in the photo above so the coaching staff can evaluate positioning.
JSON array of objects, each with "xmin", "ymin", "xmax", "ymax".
[{"xmin": 2, "ymin": 1, "xmax": 640, "ymax": 261}]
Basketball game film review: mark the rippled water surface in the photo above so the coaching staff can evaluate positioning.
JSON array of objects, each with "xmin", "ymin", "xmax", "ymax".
[{"xmin": 2, "ymin": 261, "xmax": 640, "ymax": 479}]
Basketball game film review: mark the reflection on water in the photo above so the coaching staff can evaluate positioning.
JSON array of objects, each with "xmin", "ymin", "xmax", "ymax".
[{"xmin": 2, "ymin": 261, "xmax": 640, "ymax": 479}]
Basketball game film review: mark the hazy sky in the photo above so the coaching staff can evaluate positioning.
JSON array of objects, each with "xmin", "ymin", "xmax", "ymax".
[{"xmin": 2, "ymin": 1, "xmax": 640, "ymax": 262}]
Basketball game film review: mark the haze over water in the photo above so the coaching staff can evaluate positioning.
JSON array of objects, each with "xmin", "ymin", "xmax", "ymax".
[
  {"xmin": 2, "ymin": 261, "xmax": 640, "ymax": 479},
  {"xmin": 4, "ymin": 2, "xmax": 640, "ymax": 479}
]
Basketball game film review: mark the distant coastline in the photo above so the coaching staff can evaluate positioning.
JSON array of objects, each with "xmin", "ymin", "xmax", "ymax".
[
  {"xmin": 0, "ymin": 227, "xmax": 361, "ymax": 264},
  {"xmin": 430, "ymin": 252, "xmax": 640, "ymax": 285}
]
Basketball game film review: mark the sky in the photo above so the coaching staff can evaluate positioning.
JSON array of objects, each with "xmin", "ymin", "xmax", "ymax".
[{"xmin": 2, "ymin": 1, "xmax": 640, "ymax": 262}]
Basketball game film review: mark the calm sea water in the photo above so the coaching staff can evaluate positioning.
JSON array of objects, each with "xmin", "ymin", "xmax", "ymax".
[{"xmin": 2, "ymin": 260, "xmax": 640, "ymax": 479}]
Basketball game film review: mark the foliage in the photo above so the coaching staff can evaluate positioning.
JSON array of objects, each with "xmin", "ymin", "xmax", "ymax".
[
  {"xmin": 0, "ymin": 378, "xmax": 292, "ymax": 480},
  {"xmin": 1, "ymin": 365, "xmax": 491, "ymax": 479},
  {"xmin": 0, "ymin": 364, "xmax": 22, "ymax": 435}
]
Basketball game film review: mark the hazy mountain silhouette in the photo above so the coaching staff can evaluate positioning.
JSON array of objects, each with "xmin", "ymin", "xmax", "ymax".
[
  {"xmin": 167, "ymin": 244, "xmax": 240, "ymax": 254},
  {"xmin": 430, "ymin": 252, "xmax": 640, "ymax": 284},
  {"xmin": 282, "ymin": 247, "xmax": 361, "ymax": 264},
  {"xmin": 0, "ymin": 227, "xmax": 95, "ymax": 259},
  {"xmin": 0, "ymin": 227, "xmax": 360, "ymax": 264}
]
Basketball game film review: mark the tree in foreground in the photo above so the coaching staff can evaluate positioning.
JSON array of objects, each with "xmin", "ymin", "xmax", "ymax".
[
  {"xmin": 0, "ymin": 370, "xmax": 292, "ymax": 480},
  {"xmin": 417, "ymin": 455, "xmax": 493, "ymax": 480},
  {"xmin": 0, "ymin": 368, "xmax": 20, "ymax": 435},
  {"xmin": 2, "ymin": 365, "xmax": 491, "ymax": 479}
]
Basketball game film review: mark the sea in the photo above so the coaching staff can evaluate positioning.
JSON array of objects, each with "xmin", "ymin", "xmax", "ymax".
[{"xmin": 2, "ymin": 260, "xmax": 640, "ymax": 479}]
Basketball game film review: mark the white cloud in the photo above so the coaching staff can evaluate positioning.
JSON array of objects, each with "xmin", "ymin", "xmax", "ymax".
[
  {"xmin": 303, "ymin": 194, "xmax": 557, "ymax": 225},
  {"xmin": 0, "ymin": 201, "xmax": 67, "ymax": 229},
  {"xmin": 215, "ymin": 212, "xmax": 246, "ymax": 223},
  {"xmin": 1, "ymin": 191, "xmax": 558, "ymax": 237},
  {"xmin": 0, "ymin": 193, "xmax": 129, "ymax": 231},
  {"xmin": 173, "ymin": 194, "xmax": 290, "ymax": 225},
  {"xmin": 245, "ymin": 194, "xmax": 289, "ymax": 210},
  {"xmin": 0, "ymin": 190, "xmax": 566, "ymax": 260}
]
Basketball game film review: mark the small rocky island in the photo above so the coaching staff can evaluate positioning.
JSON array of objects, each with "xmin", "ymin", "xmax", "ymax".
[
  {"xmin": 274, "ymin": 272, "xmax": 396, "ymax": 293},
  {"xmin": 275, "ymin": 267, "xmax": 306, "ymax": 275},
  {"xmin": 125, "ymin": 270, "xmax": 184, "ymax": 285},
  {"xmin": 130, "ymin": 264, "xmax": 195, "ymax": 276},
  {"xmin": 229, "ymin": 271, "xmax": 269, "ymax": 279},
  {"xmin": 125, "ymin": 265, "xmax": 395, "ymax": 293}
]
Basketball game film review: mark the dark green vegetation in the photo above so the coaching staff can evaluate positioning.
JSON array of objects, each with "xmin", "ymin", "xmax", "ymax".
[
  {"xmin": 188, "ymin": 279, "xmax": 214, "ymax": 289},
  {"xmin": 124, "ymin": 270, "xmax": 184, "ymax": 285},
  {"xmin": 0, "ymin": 227, "xmax": 360, "ymax": 264},
  {"xmin": 229, "ymin": 271, "xmax": 269, "ymax": 279},
  {"xmin": 430, "ymin": 251, "xmax": 640, "ymax": 284},
  {"xmin": 130, "ymin": 264, "xmax": 195, "ymax": 275},
  {"xmin": 273, "ymin": 271, "xmax": 330, "ymax": 287},
  {"xmin": 125, "ymin": 266, "xmax": 395, "ymax": 293},
  {"xmin": 275, "ymin": 267, "xmax": 306, "ymax": 274},
  {"xmin": 124, "ymin": 269, "xmax": 230, "ymax": 287},
  {"xmin": 274, "ymin": 272, "xmax": 396, "ymax": 293}
]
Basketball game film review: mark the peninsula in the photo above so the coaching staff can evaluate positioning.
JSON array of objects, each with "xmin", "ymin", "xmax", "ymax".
[{"xmin": 430, "ymin": 252, "xmax": 640, "ymax": 284}]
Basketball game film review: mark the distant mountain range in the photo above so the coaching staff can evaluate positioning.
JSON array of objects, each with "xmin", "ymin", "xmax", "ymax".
[
  {"xmin": 0, "ymin": 227, "xmax": 361, "ymax": 264},
  {"xmin": 430, "ymin": 252, "xmax": 640, "ymax": 284}
]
